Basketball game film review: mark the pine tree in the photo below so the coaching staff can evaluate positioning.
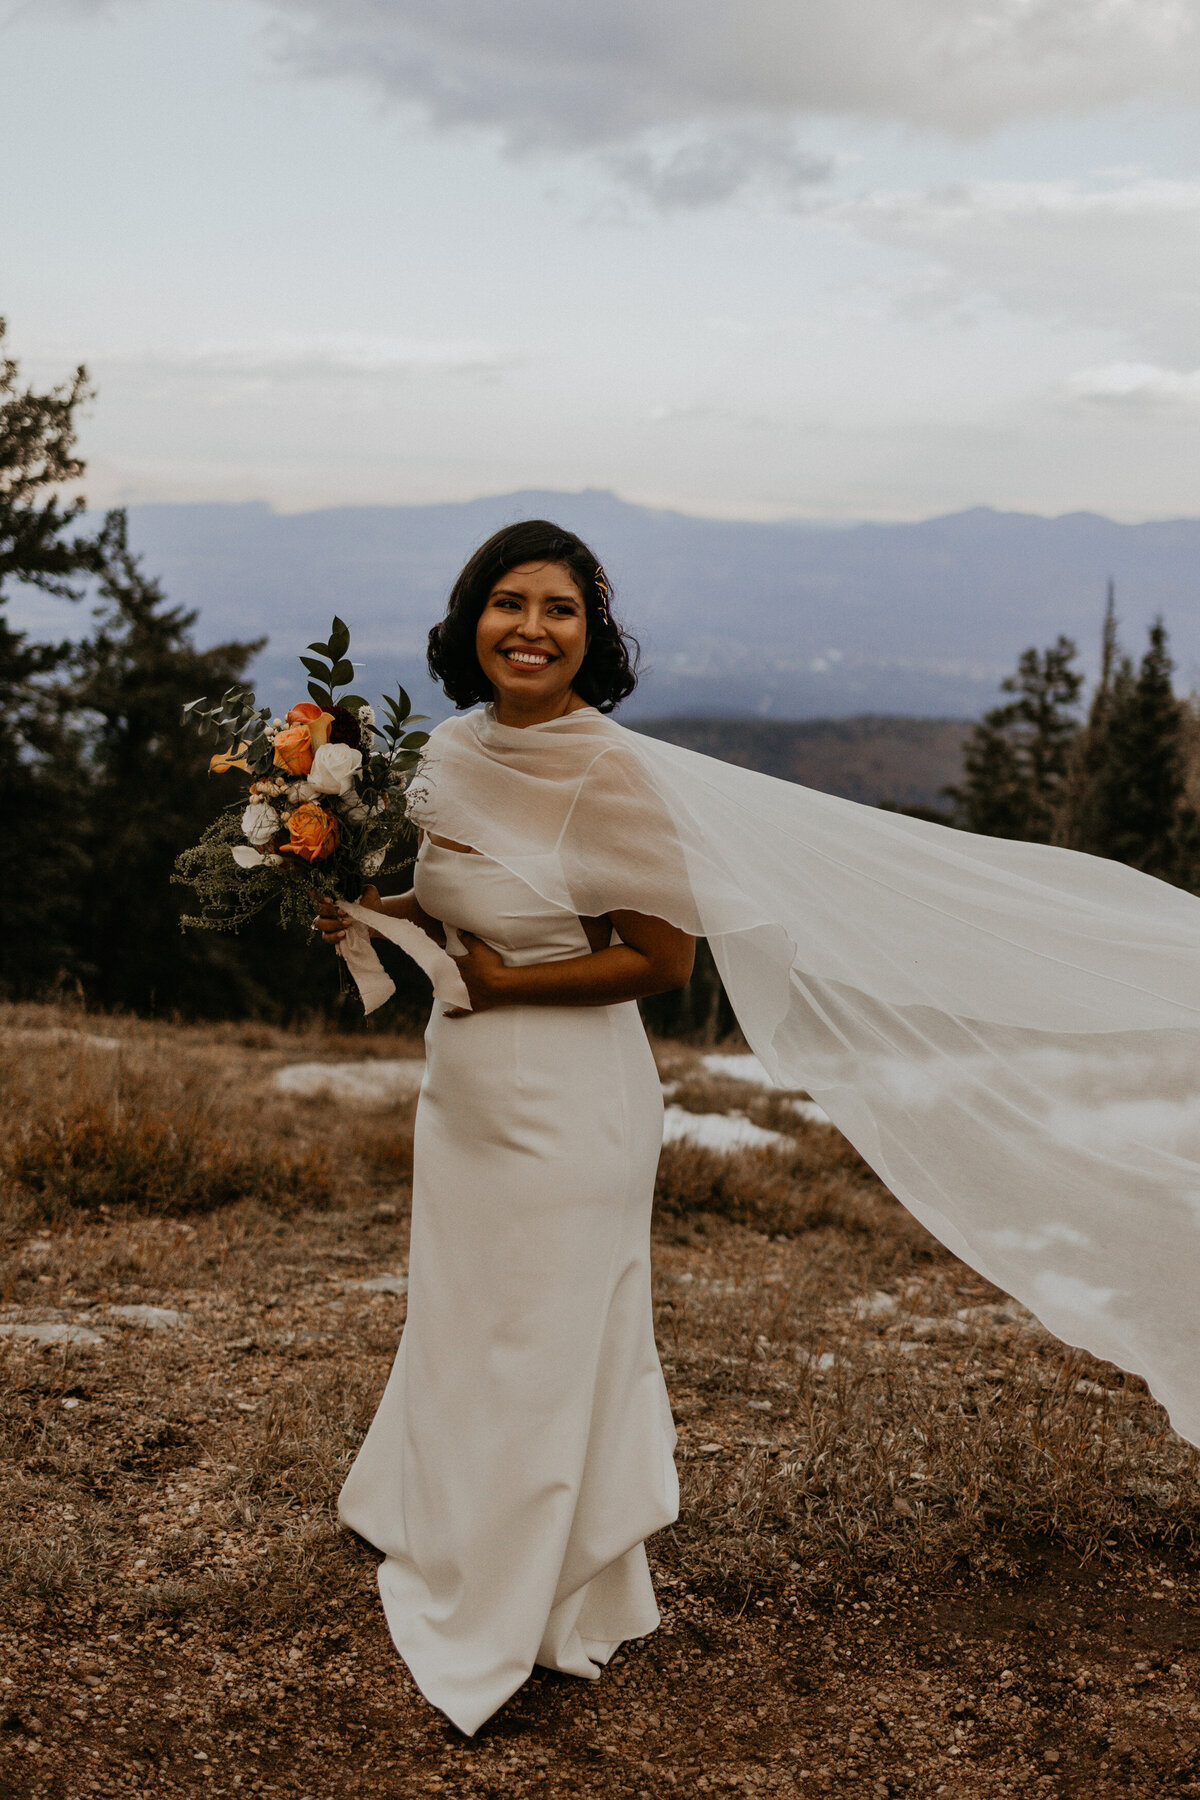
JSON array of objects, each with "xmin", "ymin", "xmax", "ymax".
[
  {"xmin": 946, "ymin": 636, "xmax": 1083, "ymax": 840},
  {"xmin": 1063, "ymin": 613, "xmax": 1200, "ymax": 886},
  {"xmin": 0, "ymin": 318, "xmax": 121, "ymax": 997}
]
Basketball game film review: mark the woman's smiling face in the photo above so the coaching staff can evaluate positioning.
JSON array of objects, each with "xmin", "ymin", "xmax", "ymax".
[{"xmin": 475, "ymin": 560, "xmax": 590, "ymax": 721}]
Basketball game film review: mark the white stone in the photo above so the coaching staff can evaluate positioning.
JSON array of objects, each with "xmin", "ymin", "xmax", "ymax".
[
  {"xmin": 108, "ymin": 1305, "xmax": 186, "ymax": 1331},
  {"xmin": 347, "ymin": 1275, "xmax": 409, "ymax": 1296},
  {"xmin": 0, "ymin": 1322, "xmax": 104, "ymax": 1345},
  {"xmin": 848, "ymin": 1290, "xmax": 899, "ymax": 1320}
]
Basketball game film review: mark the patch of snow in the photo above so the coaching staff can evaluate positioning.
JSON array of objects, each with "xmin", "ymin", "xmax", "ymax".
[
  {"xmin": 0, "ymin": 1322, "xmax": 104, "ymax": 1345},
  {"xmin": 700, "ymin": 1053, "xmax": 775, "ymax": 1087},
  {"xmin": 108, "ymin": 1305, "xmax": 186, "ymax": 1331},
  {"xmin": 789, "ymin": 1098, "xmax": 833, "ymax": 1127},
  {"xmin": 662, "ymin": 1107, "xmax": 789, "ymax": 1153},
  {"xmin": 347, "ymin": 1275, "xmax": 409, "ymax": 1296},
  {"xmin": 797, "ymin": 1351, "xmax": 841, "ymax": 1372},
  {"xmin": 2, "ymin": 1027, "xmax": 122, "ymax": 1051},
  {"xmin": 273, "ymin": 1059, "xmax": 425, "ymax": 1108}
]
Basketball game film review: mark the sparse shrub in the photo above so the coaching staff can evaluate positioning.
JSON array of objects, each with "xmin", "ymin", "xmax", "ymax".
[
  {"xmin": 654, "ymin": 1133, "xmax": 892, "ymax": 1239},
  {"xmin": 0, "ymin": 1048, "xmax": 334, "ymax": 1220}
]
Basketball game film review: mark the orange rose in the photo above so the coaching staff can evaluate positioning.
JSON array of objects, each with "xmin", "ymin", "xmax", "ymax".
[
  {"xmin": 287, "ymin": 703, "xmax": 334, "ymax": 747},
  {"xmin": 279, "ymin": 802, "xmax": 339, "ymax": 862},
  {"xmin": 273, "ymin": 723, "xmax": 316, "ymax": 775},
  {"xmin": 274, "ymin": 707, "xmax": 334, "ymax": 773}
]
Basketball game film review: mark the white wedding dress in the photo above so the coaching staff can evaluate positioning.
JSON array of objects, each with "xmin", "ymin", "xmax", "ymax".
[{"xmin": 337, "ymin": 837, "xmax": 679, "ymax": 1736}]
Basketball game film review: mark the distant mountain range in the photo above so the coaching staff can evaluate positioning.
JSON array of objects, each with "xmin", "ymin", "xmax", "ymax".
[
  {"xmin": 633, "ymin": 716, "xmax": 969, "ymax": 809},
  {"xmin": 11, "ymin": 490, "xmax": 1200, "ymax": 720}
]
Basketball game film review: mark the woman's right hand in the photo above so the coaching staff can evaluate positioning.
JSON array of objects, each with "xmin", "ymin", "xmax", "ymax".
[{"xmin": 313, "ymin": 885, "xmax": 382, "ymax": 947}]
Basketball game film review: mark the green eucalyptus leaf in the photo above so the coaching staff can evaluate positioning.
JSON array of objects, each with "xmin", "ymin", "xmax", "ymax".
[
  {"xmin": 329, "ymin": 617, "xmax": 351, "ymax": 659},
  {"xmin": 339, "ymin": 694, "xmax": 369, "ymax": 713},
  {"xmin": 300, "ymin": 655, "xmax": 332, "ymax": 681},
  {"xmin": 400, "ymin": 731, "xmax": 429, "ymax": 749},
  {"xmin": 329, "ymin": 658, "xmax": 355, "ymax": 687},
  {"xmin": 306, "ymin": 640, "xmax": 331, "ymax": 657},
  {"xmin": 307, "ymin": 682, "xmax": 334, "ymax": 709}
]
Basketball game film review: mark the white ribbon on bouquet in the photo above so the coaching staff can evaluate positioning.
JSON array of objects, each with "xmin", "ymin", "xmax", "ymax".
[{"xmin": 334, "ymin": 901, "xmax": 473, "ymax": 1017}]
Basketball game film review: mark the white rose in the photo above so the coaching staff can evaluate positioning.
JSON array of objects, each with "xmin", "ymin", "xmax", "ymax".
[
  {"xmin": 231, "ymin": 845, "xmax": 266, "ymax": 869},
  {"xmin": 241, "ymin": 802, "xmax": 279, "ymax": 845},
  {"xmin": 291, "ymin": 779, "xmax": 318, "ymax": 802},
  {"xmin": 307, "ymin": 742, "xmax": 363, "ymax": 797}
]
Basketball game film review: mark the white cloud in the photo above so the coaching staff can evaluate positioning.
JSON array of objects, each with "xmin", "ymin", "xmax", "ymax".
[
  {"xmin": 1065, "ymin": 360, "xmax": 1200, "ymax": 409},
  {"xmin": 264, "ymin": 0, "xmax": 1200, "ymax": 148},
  {"xmin": 830, "ymin": 176, "xmax": 1200, "ymax": 360},
  {"xmin": 117, "ymin": 333, "xmax": 519, "ymax": 381}
]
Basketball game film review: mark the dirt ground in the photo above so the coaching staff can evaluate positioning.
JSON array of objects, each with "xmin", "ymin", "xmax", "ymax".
[{"xmin": 4, "ymin": 1008, "xmax": 1200, "ymax": 1800}]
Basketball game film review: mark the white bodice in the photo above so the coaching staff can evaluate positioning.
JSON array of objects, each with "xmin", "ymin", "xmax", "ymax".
[{"xmin": 413, "ymin": 837, "xmax": 593, "ymax": 967}]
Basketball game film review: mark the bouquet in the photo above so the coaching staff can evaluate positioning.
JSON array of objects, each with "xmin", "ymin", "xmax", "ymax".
[{"xmin": 174, "ymin": 617, "xmax": 468, "ymax": 1013}]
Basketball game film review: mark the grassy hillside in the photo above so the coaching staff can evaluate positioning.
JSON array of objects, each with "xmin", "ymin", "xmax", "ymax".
[
  {"xmin": 632, "ymin": 715, "xmax": 969, "ymax": 810},
  {"xmin": 4, "ymin": 1005, "xmax": 1199, "ymax": 1797}
]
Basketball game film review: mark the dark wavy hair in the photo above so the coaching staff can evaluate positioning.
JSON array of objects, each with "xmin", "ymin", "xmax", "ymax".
[{"xmin": 426, "ymin": 520, "xmax": 640, "ymax": 713}]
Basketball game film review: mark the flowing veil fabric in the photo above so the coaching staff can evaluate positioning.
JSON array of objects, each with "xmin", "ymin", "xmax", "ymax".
[{"xmin": 406, "ymin": 704, "xmax": 1200, "ymax": 1448}]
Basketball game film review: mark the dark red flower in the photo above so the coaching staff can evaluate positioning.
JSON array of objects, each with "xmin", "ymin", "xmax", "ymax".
[{"xmin": 328, "ymin": 705, "xmax": 363, "ymax": 750}]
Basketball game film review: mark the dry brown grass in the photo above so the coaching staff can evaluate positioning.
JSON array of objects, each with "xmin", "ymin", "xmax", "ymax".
[{"xmin": 4, "ymin": 1004, "xmax": 1200, "ymax": 1799}]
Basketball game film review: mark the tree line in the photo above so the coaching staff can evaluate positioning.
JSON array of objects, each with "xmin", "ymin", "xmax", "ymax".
[
  {"xmin": 1, "ymin": 319, "xmax": 402, "ymax": 1020},
  {"xmin": 945, "ymin": 586, "xmax": 1200, "ymax": 887},
  {"xmin": 5, "ymin": 316, "xmax": 1198, "ymax": 1027}
]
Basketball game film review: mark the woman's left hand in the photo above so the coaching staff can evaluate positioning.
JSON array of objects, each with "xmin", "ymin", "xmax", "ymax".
[{"xmin": 444, "ymin": 931, "xmax": 510, "ymax": 1017}]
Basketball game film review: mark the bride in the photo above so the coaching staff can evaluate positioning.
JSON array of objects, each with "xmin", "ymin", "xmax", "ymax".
[
  {"xmin": 318, "ymin": 521, "xmax": 694, "ymax": 1736},
  {"xmin": 318, "ymin": 518, "xmax": 1200, "ymax": 1737}
]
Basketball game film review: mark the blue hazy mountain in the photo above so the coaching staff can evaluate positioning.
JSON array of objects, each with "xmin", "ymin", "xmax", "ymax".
[{"xmin": 16, "ymin": 491, "xmax": 1200, "ymax": 720}]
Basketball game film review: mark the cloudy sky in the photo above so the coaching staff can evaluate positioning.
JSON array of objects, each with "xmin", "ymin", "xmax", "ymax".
[{"xmin": 3, "ymin": 0, "xmax": 1199, "ymax": 520}]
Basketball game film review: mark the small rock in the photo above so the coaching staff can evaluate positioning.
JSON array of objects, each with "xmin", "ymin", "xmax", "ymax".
[
  {"xmin": 0, "ymin": 1322, "xmax": 103, "ymax": 1346},
  {"xmin": 1044, "ymin": 1749, "xmax": 1060, "ymax": 1764},
  {"xmin": 109, "ymin": 1305, "xmax": 186, "ymax": 1331},
  {"xmin": 347, "ymin": 1275, "xmax": 408, "ymax": 1296},
  {"xmin": 849, "ymin": 1291, "xmax": 898, "ymax": 1320},
  {"xmin": 903, "ymin": 1316, "xmax": 969, "ymax": 1340}
]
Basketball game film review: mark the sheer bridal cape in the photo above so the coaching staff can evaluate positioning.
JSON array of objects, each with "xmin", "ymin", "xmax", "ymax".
[{"xmin": 399, "ymin": 703, "xmax": 1200, "ymax": 1448}]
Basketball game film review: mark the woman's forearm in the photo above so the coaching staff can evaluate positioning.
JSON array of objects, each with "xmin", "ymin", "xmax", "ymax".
[{"xmin": 489, "ymin": 944, "xmax": 685, "ymax": 1008}]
